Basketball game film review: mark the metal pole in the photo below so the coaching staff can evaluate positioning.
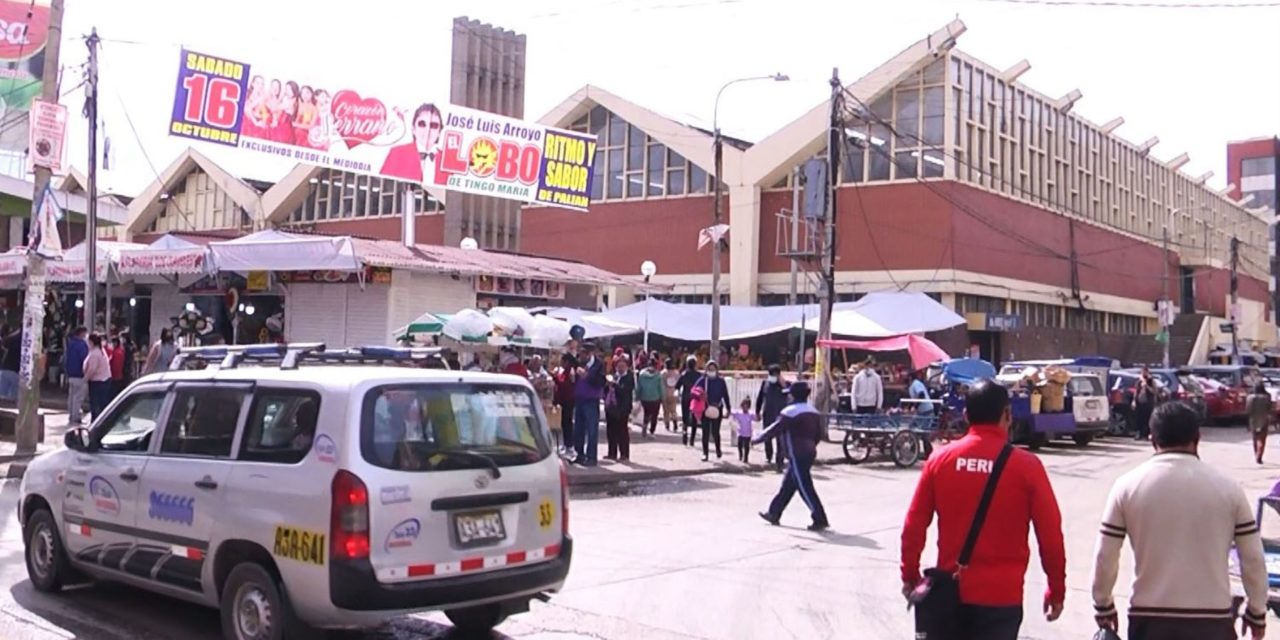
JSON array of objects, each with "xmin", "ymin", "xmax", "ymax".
[
  {"xmin": 84, "ymin": 28, "xmax": 100, "ymax": 331},
  {"xmin": 710, "ymin": 127, "xmax": 722, "ymax": 363},
  {"xmin": 789, "ymin": 165, "xmax": 800, "ymax": 305},
  {"xmin": 16, "ymin": 0, "xmax": 65, "ymax": 455},
  {"xmin": 816, "ymin": 68, "xmax": 841, "ymax": 413},
  {"xmin": 1231, "ymin": 234, "xmax": 1240, "ymax": 364},
  {"xmin": 1162, "ymin": 209, "xmax": 1172, "ymax": 368},
  {"xmin": 643, "ymin": 279, "xmax": 650, "ymax": 353}
]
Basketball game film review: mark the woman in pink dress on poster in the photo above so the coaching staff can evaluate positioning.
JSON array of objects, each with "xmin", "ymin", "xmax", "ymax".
[
  {"xmin": 293, "ymin": 85, "xmax": 318, "ymax": 148},
  {"xmin": 271, "ymin": 81, "xmax": 299, "ymax": 145},
  {"xmin": 241, "ymin": 75, "xmax": 269, "ymax": 139},
  {"xmin": 264, "ymin": 79, "xmax": 283, "ymax": 138}
]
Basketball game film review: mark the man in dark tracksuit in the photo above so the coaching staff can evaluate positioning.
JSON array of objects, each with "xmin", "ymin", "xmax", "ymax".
[
  {"xmin": 755, "ymin": 364, "xmax": 788, "ymax": 471},
  {"xmin": 754, "ymin": 381, "xmax": 829, "ymax": 531}
]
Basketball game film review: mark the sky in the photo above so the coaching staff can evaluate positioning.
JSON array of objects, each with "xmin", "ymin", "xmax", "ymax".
[{"xmin": 43, "ymin": 0, "xmax": 1280, "ymax": 199}]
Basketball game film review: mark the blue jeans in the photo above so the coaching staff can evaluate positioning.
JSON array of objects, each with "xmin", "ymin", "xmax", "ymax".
[
  {"xmin": 573, "ymin": 399, "xmax": 600, "ymax": 464},
  {"xmin": 0, "ymin": 370, "xmax": 17, "ymax": 401}
]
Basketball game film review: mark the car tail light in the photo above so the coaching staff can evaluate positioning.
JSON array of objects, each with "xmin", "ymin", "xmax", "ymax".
[
  {"xmin": 560, "ymin": 460, "xmax": 570, "ymax": 537},
  {"xmin": 331, "ymin": 470, "xmax": 370, "ymax": 560}
]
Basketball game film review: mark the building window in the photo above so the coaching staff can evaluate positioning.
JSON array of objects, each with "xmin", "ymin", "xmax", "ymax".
[
  {"xmin": 576, "ymin": 107, "xmax": 710, "ymax": 203},
  {"xmin": 1242, "ymin": 157, "xmax": 1276, "ymax": 177},
  {"xmin": 954, "ymin": 294, "xmax": 1006, "ymax": 315},
  {"xmin": 286, "ymin": 169, "xmax": 440, "ymax": 224}
]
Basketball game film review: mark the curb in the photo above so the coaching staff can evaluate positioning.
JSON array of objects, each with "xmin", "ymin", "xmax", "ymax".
[
  {"xmin": 567, "ymin": 456, "xmax": 847, "ymax": 489},
  {"xmin": 3, "ymin": 461, "xmax": 28, "ymax": 480}
]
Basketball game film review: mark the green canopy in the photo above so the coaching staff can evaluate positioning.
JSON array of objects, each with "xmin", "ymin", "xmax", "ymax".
[{"xmin": 395, "ymin": 311, "xmax": 449, "ymax": 340}]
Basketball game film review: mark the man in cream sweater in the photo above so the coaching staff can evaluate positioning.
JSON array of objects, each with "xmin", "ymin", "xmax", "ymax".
[{"xmin": 1091, "ymin": 402, "xmax": 1269, "ymax": 640}]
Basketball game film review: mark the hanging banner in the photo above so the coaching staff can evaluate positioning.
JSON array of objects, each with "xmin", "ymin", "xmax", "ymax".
[
  {"xmin": 167, "ymin": 48, "xmax": 597, "ymax": 211},
  {"xmin": 0, "ymin": 0, "xmax": 51, "ymax": 154},
  {"xmin": 28, "ymin": 99, "xmax": 65, "ymax": 172}
]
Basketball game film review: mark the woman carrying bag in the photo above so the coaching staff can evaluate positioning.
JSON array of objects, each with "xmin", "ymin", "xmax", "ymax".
[{"xmin": 696, "ymin": 361, "xmax": 730, "ymax": 462}]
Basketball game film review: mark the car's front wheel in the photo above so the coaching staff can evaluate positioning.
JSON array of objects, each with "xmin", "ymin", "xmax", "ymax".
[
  {"xmin": 24, "ymin": 508, "xmax": 73, "ymax": 593},
  {"xmin": 446, "ymin": 603, "xmax": 508, "ymax": 636}
]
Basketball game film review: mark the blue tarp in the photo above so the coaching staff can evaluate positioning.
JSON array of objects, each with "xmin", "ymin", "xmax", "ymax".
[{"xmin": 940, "ymin": 358, "xmax": 997, "ymax": 384}]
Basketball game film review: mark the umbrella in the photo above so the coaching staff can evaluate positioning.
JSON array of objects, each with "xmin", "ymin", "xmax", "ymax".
[{"xmin": 394, "ymin": 311, "xmax": 446, "ymax": 340}]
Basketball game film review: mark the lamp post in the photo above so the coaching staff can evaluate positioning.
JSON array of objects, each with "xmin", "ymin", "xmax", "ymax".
[
  {"xmin": 641, "ymin": 260, "xmax": 657, "ymax": 353},
  {"xmin": 710, "ymin": 73, "xmax": 789, "ymax": 362}
]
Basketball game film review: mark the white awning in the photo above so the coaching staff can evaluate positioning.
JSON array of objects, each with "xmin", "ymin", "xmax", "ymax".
[
  {"xmin": 209, "ymin": 229, "xmax": 360, "ymax": 273},
  {"xmin": 117, "ymin": 234, "xmax": 210, "ymax": 275}
]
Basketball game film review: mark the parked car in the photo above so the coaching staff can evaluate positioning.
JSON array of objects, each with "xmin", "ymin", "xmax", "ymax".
[
  {"xmin": 1108, "ymin": 372, "xmax": 1168, "ymax": 435},
  {"xmin": 1192, "ymin": 375, "xmax": 1247, "ymax": 425},
  {"xmin": 1118, "ymin": 368, "xmax": 1207, "ymax": 419},
  {"xmin": 1004, "ymin": 371, "xmax": 1109, "ymax": 448},
  {"xmin": 18, "ymin": 344, "xmax": 572, "ymax": 639},
  {"xmin": 1188, "ymin": 365, "xmax": 1261, "ymax": 423}
]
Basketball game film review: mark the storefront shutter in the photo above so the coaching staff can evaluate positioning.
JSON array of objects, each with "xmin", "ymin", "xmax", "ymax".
[
  {"xmin": 344, "ymin": 283, "xmax": 390, "ymax": 346},
  {"xmin": 286, "ymin": 283, "xmax": 346, "ymax": 348}
]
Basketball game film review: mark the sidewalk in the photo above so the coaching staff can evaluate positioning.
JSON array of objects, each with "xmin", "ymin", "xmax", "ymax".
[
  {"xmin": 564, "ymin": 425, "xmax": 846, "ymax": 488},
  {"xmin": 0, "ymin": 409, "xmax": 71, "ymax": 478}
]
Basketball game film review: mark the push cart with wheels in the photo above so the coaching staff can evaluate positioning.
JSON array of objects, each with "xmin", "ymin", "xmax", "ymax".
[{"xmin": 827, "ymin": 407, "xmax": 940, "ymax": 468}]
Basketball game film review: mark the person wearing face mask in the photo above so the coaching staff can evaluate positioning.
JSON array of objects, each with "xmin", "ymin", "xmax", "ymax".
[
  {"xmin": 604, "ymin": 356, "xmax": 636, "ymax": 461},
  {"xmin": 661, "ymin": 358, "xmax": 681, "ymax": 433},
  {"xmin": 695, "ymin": 361, "xmax": 731, "ymax": 461},
  {"xmin": 756, "ymin": 363, "xmax": 789, "ymax": 472},
  {"xmin": 676, "ymin": 356, "xmax": 703, "ymax": 446}
]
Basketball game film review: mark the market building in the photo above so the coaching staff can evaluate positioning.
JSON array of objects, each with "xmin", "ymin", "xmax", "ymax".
[{"xmin": 520, "ymin": 19, "xmax": 1276, "ymax": 364}]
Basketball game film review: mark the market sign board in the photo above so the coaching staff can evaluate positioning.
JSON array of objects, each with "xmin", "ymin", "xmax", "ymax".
[
  {"xmin": 475, "ymin": 275, "xmax": 565, "ymax": 300},
  {"xmin": 168, "ymin": 48, "xmax": 596, "ymax": 211},
  {"xmin": 0, "ymin": 0, "xmax": 51, "ymax": 154}
]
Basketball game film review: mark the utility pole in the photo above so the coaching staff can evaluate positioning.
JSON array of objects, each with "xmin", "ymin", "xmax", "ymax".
[
  {"xmin": 1231, "ymin": 234, "xmax": 1240, "ymax": 364},
  {"xmin": 16, "ymin": 0, "xmax": 65, "ymax": 455},
  {"xmin": 815, "ymin": 68, "xmax": 841, "ymax": 413},
  {"xmin": 788, "ymin": 165, "xmax": 800, "ymax": 306},
  {"xmin": 84, "ymin": 28, "xmax": 100, "ymax": 330},
  {"xmin": 710, "ymin": 126, "xmax": 723, "ymax": 362},
  {"xmin": 1161, "ymin": 217, "xmax": 1171, "ymax": 368}
]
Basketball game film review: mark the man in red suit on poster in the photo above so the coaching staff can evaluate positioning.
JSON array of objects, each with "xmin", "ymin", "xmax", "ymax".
[{"xmin": 380, "ymin": 103, "xmax": 442, "ymax": 183}]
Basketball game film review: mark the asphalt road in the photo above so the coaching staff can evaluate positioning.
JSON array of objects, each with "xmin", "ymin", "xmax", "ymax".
[{"xmin": 1, "ymin": 427, "xmax": 1276, "ymax": 639}]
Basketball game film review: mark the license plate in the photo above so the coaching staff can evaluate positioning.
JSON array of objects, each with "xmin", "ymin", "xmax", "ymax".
[
  {"xmin": 454, "ymin": 510, "xmax": 506, "ymax": 546},
  {"xmin": 1086, "ymin": 400, "xmax": 1101, "ymax": 410}
]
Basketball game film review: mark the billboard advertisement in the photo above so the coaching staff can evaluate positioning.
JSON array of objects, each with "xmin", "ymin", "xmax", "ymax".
[
  {"xmin": 0, "ymin": 0, "xmax": 51, "ymax": 153},
  {"xmin": 169, "ymin": 48, "xmax": 596, "ymax": 211}
]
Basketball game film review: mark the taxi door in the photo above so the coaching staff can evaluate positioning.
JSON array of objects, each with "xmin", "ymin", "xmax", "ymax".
[
  {"xmin": 63, "ymin": 387, "xmax": 170, "ymax": 570},
  {"xmin": 132, "ymin": 383, "xmax": 251, "ymax": 594}
]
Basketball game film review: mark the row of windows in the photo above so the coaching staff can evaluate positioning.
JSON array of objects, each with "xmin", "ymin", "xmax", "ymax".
[
  {"xmin": 958, "ymin": 294, "xmax": 1147, "ymax": 335},
  {"xmin": 566, "ymin": 106, "xmax": 715, "ymax": 201},
  {"xmin": 286, "ymin": 169, "xmax": 441, "ymax": 224},
  {"xmin": 147, "ymin": 170, "xmax": 253, "ymax": 233},
  {"xmin": 948, "ymin": 52, "xmax": 1268, "ymax": 276},
  {"xmin": 1242, "ymin": 157, "xmax": 1276, "ymax": 178}
]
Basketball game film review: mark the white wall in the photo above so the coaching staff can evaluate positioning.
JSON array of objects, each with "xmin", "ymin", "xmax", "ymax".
[{"xmin": 387, "ymin": 270, "xmax": 476, "ymax": 337}]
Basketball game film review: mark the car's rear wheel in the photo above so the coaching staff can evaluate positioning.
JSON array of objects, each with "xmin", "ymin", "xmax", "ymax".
[
  {"xmin": 220, "ymin": 563, "xmax": 300, "ymax": 640},
  {"xmin": 1072, "ymin": 433, "xmax": 1094, "ymax": 446},
  {"xmin": 24, "ymin": 508, "xmax": 73, "ymax": 593},
  {"xmin": 445, "ymin": 603, "xmax": 508, "ymax": 636}
]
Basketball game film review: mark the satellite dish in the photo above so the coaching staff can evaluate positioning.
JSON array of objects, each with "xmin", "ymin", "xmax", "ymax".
[{"xmin": 569, "ymin": 324, "xmax": 586, "ymax": 341}]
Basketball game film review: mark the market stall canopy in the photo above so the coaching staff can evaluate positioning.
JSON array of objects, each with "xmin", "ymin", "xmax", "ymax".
[
  {"xmin": 117, "ymin": 233, "xmax": 210, "ymax": 275},
  {"xmin": 541, "ymin": 307, "xmax": 639, "ymax": 339},
  {"xmin": 818, "ymin": 335, "xmax": 950, "ymax": 370},
  {"xmin": 210, "ymin": 229, "xmax": 360, "ymax": 273},
  {"xmin": 582, "ymin": 294, "xmax": 963, "ymax": 341},
  {"xmin": 394, "ymin": 311, "xmax": 448, "ymax": 339},
  {"xmin": 48, "ymin": 240, "xmax": 147, "ymax": 282}
]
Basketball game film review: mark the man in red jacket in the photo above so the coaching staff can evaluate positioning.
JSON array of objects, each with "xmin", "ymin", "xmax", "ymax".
[{"xmin": 900, "ymin": 380, "xmax": 1067, "ymax": 640}]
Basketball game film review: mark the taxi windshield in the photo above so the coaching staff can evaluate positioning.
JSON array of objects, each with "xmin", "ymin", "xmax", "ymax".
[{"xmin": 361, "ymin": 383, "xmax": 551, "ymax": 472}]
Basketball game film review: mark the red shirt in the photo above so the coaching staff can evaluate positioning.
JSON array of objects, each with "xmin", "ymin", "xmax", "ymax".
[
  {"xmin": 108, "ymin": 345, "xmax": 125, "ymax": 380},
  {"xmin": 379, "ymin": 144, "xmax": 422, "ymax": 182},
  {"xmin": 900, "ymin": 425, "xmax": 1066, "ymax": 607}
]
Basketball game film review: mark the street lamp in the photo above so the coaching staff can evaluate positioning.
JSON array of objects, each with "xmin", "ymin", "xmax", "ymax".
[
  {"xmin": 641, "ymin": 260, "xmax": 657, "ymax": 352},
  {"xmin": 710, "ymin": 73, "xmax": 789, "ymax": 361}
]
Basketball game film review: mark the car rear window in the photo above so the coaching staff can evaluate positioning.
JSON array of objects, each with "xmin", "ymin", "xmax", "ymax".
[
  {"xmin": 1176, "ymin": 375, "xmax": 1203, "ymax": 394},
  {"xmin": 1196, "ymin": 370, "xmax": 1239, "ymax": 386},
  {"xmin": 361, "ymin": 383, "xmax": 551, "ymax": 472},
  {"xmin": 1068, "ymin": 377, "xmax": 1104, "ymax": 396}
]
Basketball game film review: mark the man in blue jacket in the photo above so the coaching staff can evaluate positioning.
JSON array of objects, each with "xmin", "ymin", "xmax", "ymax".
[
  {"xmin": 572, "ymin": 342, "xmax": 606, "ymax": 466},
  {"xmin": 64, "ymin": 326, "xmax": 89, "ymax": 425},
  {"xmin": 754, "ymin": 381, "xmax": 829, "ymax": 531}
]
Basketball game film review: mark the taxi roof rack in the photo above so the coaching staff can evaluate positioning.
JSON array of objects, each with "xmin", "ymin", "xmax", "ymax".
[{"xmin": 172, "ymin": 343, "xmax": 448, "ymax": 371}]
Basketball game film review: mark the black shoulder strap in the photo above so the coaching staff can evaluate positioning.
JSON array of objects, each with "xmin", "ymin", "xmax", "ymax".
[{"xmin": 957, "ymin": 444, "xmax": 1013, "ymax": 569}]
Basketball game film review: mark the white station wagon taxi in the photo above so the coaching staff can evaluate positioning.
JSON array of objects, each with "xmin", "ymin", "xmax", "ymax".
[{"xmin": 18, "ymin": 345, "xmax": 572, "ymax": 639}]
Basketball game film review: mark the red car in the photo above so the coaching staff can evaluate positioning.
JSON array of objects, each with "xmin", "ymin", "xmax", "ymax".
[{"xmin": 1192, "ymin": 376, "xmax": 1247, "ymax": 425}]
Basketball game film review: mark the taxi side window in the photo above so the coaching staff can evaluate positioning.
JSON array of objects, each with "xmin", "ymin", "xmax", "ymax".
[
  {"xmin": 159, "ymin": 388, "xmax": 247, "ymax": 458},
  {"xmin": 94, "ymin": 392, "xmax": 166, "ymax": 453},
  {"xmin": 239, "ymin": 390, "xmax": 321, "ymax": 464}
]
